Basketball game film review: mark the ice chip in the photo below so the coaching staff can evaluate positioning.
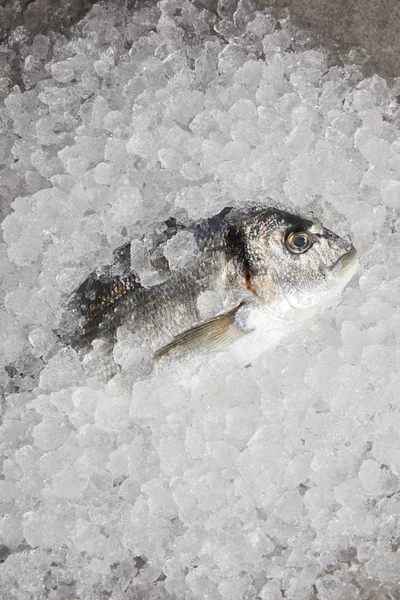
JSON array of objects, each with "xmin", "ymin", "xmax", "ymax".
[
  {"xmin": 91, "ymin": 162, "xmax": 116, "ymax": 185},
  {"xmin": 32, "ymin": 416, "xmax": 70, "ymax": 452},
  {"xmin": 158, "ymin": 147, "xmax": 184, "ymax": 170},
  {"xmin": 50, "ymin": 59, "xmax": 76, "ymax": 84},
  {"xmin": 39, "ymin": 348, "xmax": 84, "ymax": 391},
  {"xmin": 163, "ymin": 230, "xmax": 199, "ymax": 269}
]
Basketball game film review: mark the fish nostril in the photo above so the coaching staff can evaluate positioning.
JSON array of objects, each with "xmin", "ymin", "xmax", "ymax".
[
  {"xmin": 327, "ymin": 235, "xmax": 353, "ymax": 251},
  {"xmin": 342, "ymin": 236, "xmax": 354, "ymax": 251}
]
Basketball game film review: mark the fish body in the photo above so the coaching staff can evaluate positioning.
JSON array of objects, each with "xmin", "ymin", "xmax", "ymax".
[{"xmin": 61, "ymin": 206, "xmax": 357, "ymax": 366}]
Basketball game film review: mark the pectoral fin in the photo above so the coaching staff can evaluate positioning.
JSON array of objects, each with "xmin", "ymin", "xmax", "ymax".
[{"xmin": 154, "ymin": 303, "xmax": 246, "ymax": 361}]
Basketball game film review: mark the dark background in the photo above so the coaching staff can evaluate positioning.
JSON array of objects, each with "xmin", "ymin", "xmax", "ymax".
[{"xmin": 1, "ymin": 0, "xmax": 400, "ymax": 78}]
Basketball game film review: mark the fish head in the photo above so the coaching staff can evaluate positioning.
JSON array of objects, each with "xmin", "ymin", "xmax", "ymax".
[{"xmin": 242, "ymin": 208, "xmax": 358, "ymax": 310}]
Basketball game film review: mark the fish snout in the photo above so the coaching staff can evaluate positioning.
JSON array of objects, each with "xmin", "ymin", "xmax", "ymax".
[
  {"xmin": 329, "ymin": 245, "xmax": 358, "ymax": 277},
  {"xmin": 340, "ymin": 245, "xmax": 357, "ymax": 269}
]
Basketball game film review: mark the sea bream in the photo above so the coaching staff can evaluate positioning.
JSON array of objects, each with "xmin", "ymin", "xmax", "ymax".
[{"xmin": 62, "ymin": 206, "xmax": 357, "ymax": 366}]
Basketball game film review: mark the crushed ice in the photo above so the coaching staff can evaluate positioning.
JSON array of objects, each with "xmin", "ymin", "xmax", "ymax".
[{"xmin": 1, "ymin": 1, "xmax": 400, "ymax": 598}]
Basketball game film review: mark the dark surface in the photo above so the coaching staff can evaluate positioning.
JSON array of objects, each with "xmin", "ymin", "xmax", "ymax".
[
  {"xmin": 0, "ymin": 0, "xmax": 160, "ymax": 96},
  {"xmin": 1, "ymin": 0, "xmax": 400, "ymax": 78},
  {"xmin": 273, "ymin": 0, "xmax": 400, "ymax": 79},
  {"xmin": 0, "ymin": 0, "xmax": 98, "ymax": 42},
  {"xmin": 0, "ymin": 0, "xmax": 99, "ymax": 102},
  {"xmin": 196, "ymin": 0, "xmax": 400, "ymax": 79}
]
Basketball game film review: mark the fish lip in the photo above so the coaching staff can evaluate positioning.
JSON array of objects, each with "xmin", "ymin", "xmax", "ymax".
[{"xmin": 329, "ymin": 246, "xmax": 358, "ymax": 276}]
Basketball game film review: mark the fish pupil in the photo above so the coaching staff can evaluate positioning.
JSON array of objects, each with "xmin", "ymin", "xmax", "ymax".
[{"xmin": 293, "ymin": 235, "xmax": 306, "ymax": 248}]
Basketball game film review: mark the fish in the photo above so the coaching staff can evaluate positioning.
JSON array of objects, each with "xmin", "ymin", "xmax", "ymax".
[{"xmin": 60, "ymin": 206, "xmax": 357, "ymax": 367}]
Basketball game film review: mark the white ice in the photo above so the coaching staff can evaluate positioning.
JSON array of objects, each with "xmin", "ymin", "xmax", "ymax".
[{"xmin": 1, "ymin": 0, "xmax": 400, "ymax": 599}]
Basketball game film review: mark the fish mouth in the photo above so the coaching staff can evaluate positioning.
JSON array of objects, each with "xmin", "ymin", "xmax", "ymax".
[{"xmin": 329, "ymin": 246, "xmax": 358, "ymax": 277}]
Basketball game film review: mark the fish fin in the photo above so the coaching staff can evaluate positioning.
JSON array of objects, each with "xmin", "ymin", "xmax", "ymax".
[{"xmin": 154, "ymin": 303, "xmax": 247, "ymax": 361}]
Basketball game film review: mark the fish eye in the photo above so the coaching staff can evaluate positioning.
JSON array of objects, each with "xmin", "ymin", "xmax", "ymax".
[{"xmin": 285, "ymin": 231, "xmax": 312, "ymax": 254}]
